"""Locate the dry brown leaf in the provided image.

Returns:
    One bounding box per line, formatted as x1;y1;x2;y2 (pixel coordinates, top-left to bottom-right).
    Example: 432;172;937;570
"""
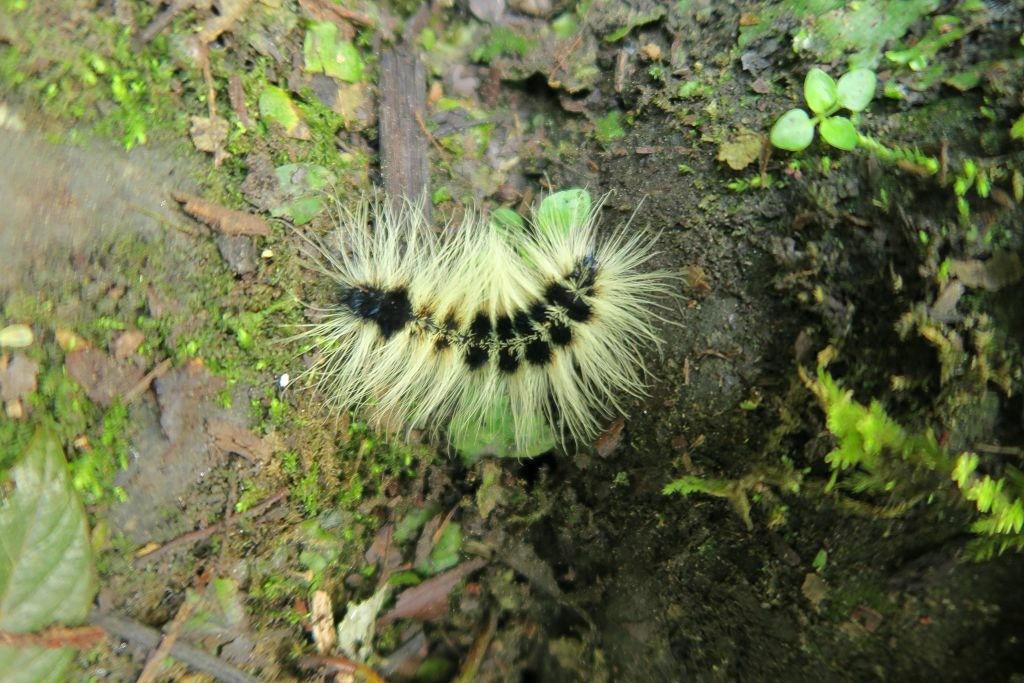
594;417;625;458
65;346;145;408
717;131;763;171
228;75;252;128
189;115;230;166
364;524;403;572
111;329;145;359
0;353;39;403
378;559;486;626
207;419;279;463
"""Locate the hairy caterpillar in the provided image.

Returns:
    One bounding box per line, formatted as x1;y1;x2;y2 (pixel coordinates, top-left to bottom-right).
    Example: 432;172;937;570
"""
299;190;674;456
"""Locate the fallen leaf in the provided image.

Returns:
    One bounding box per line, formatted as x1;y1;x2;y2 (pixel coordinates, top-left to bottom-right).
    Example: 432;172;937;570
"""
337;583;390;661
65;347;145;408
55;329;88;352
189;115;230;166
717;131;764;171
227;75;253;128
378;559;486;627
0;353;39;404
801;572;829;609
594;417;625;458
258;85;312;140
206;419;279;463
364;524;403;572
111;329;145;360
196;0;251;45
475;461;508;519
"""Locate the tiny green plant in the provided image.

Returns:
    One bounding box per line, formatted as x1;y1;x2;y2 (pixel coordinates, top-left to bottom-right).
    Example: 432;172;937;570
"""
770;68;877;152
809;366;1024;560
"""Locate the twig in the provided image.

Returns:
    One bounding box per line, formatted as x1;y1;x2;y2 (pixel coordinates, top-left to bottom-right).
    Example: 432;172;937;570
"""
452;609;498;683
89;610;260;683
297;654;388;683
135;591;199;683
135;487;288;564
0;624;106;650
123;358;172;404
137;0;191;45
414;110;451;167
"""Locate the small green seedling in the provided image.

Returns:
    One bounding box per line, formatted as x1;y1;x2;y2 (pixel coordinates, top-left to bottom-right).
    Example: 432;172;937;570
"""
770;68;877;152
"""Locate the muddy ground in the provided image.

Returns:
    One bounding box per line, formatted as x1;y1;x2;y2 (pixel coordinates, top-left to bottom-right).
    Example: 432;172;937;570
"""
1;1;1024;682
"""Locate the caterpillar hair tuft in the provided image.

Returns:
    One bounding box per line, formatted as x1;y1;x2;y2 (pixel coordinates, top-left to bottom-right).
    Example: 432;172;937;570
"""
297;190;675;455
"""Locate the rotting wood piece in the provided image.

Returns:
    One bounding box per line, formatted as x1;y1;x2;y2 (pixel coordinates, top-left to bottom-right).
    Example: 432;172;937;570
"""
379;46;430;220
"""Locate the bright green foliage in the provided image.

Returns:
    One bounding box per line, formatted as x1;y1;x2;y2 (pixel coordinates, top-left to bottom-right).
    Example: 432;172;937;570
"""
593;110;626;145
68;400;130;506
737;0;940;70
451;392;556;462
534;188;592;237
770;67;943;176
303;21;365;83
270;163;337;225
770;68;876;152
663;468;801;531
259;85;305;137
470;26;534;63
417;522;462;575
885;15;965;71
855;134;939;175
812;369;1024;559
0;426;96;682
952;453;1024;559
662;475;731;497
1011;114;1024;140
820;372;907;475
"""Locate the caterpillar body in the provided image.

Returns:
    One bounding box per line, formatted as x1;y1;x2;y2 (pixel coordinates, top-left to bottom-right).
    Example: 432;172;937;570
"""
301;191;674;455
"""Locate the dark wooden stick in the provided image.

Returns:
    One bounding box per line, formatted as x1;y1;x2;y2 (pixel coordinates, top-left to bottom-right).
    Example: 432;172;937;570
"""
89;610;261;683
379;46;430;220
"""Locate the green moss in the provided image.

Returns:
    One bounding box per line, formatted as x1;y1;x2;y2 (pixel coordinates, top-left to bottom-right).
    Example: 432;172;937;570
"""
810;367;1024;559
0;6;186;149
470;26;535;63
593;110;626;145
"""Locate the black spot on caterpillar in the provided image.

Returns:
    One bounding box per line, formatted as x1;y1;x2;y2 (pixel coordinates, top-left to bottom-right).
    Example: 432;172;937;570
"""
297;193;675;453
341;284;413;339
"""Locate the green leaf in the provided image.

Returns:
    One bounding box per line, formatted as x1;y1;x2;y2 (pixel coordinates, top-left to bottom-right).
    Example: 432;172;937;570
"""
804;68;838;114
258;86;309;140
534;189;593;238
419;522;462;574
662;475;730;497
0;426;96;683
303;21;364;83
1011;114;1024;140
819;116;858;150
769;109;815;151
270;163;337;225
489;207;525;235
836;68;876;112
450;393;556;462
